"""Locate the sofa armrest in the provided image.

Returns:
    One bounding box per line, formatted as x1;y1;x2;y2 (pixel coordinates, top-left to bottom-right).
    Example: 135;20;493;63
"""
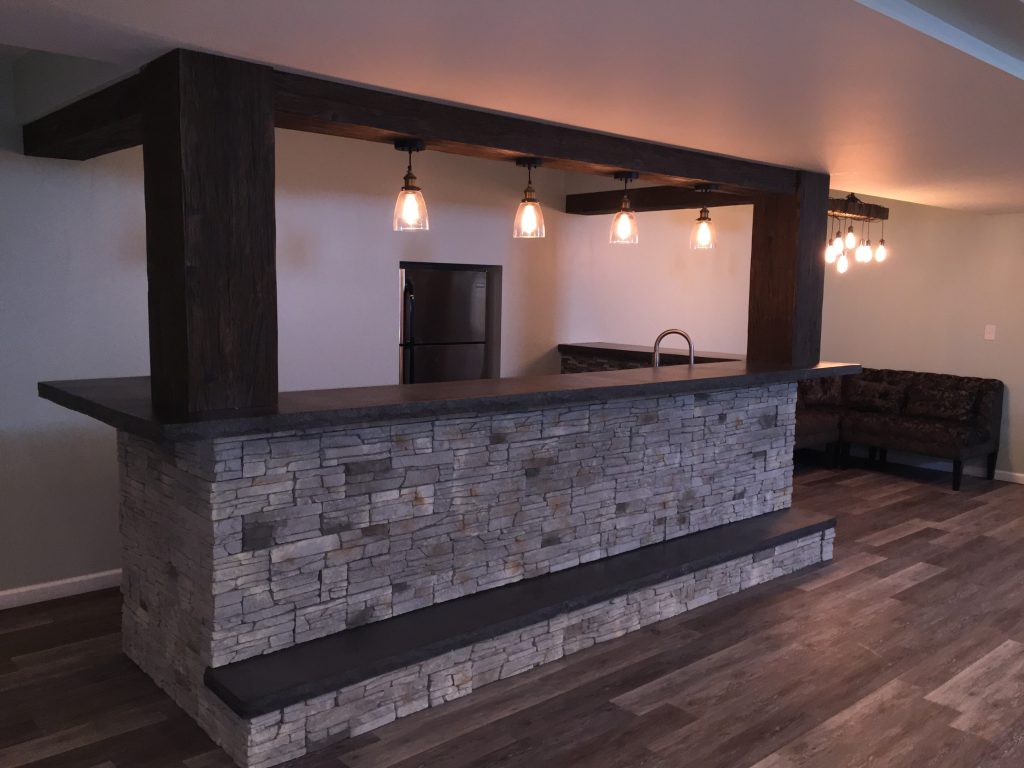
975;380;1005;448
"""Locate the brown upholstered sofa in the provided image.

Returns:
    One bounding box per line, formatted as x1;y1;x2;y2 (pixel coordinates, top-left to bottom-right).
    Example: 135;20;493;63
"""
796;368;1004;490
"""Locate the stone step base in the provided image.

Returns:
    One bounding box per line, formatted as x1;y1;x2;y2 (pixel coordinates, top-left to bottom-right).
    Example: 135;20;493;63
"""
201;524;834;768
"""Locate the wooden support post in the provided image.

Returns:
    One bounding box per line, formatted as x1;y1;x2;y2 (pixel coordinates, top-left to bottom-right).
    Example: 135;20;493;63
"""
746;171;829;368
142;50;278;417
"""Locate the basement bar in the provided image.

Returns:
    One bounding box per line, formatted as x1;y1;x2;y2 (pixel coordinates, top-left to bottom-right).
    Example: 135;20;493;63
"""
29;47;858;768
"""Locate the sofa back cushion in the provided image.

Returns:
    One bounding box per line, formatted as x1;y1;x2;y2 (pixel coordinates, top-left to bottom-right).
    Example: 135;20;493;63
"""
905;375;979;423
798;376;843;407
905;386;976;422
844;377;907;414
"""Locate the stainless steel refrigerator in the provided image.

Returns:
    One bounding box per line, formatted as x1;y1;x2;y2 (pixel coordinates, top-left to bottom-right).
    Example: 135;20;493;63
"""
399;263;501;384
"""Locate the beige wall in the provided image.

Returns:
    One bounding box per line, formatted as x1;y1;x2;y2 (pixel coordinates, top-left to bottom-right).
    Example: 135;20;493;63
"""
554;204;752;354
821;193;1024;478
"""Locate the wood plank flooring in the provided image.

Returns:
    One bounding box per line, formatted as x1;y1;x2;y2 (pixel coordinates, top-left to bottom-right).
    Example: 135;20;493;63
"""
2;461;1024;768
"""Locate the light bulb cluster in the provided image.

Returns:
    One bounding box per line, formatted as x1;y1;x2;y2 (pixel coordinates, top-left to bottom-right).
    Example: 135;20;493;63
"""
824;214;889;274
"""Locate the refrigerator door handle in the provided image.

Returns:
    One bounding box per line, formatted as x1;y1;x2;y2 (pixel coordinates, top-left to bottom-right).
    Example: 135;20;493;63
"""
400;279;416;383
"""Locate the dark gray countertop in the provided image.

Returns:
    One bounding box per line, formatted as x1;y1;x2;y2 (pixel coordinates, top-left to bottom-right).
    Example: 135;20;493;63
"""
39;360;860;442
557;342;744;365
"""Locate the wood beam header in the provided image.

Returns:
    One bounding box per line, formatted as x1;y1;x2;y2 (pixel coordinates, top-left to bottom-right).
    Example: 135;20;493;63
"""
22;73;144;160
22;50;803;195
564;185;755;215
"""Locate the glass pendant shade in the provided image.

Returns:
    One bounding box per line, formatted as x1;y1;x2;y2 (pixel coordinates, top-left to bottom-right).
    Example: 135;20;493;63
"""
855;241;870;263
837;252;850;274
512;161;545;239
690;208;716;250
609;171;640;244
844;226;857;250
393;187;429;231
393;140;429;231
874;239;888;262
513;199;545;238
610;206;639;244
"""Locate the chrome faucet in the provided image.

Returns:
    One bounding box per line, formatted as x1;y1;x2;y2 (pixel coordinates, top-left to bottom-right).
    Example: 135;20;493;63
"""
652;329;695;367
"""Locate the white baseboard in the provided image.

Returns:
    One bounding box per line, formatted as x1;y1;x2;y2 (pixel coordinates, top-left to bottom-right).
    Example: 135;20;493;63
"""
967;467;1024;485
0;568;121;611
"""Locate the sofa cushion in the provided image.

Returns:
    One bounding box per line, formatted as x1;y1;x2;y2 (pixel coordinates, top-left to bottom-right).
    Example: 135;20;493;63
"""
844;412;988;459
858;368;916;389
844;378;906;415
904;383;977;423
798;376;843;407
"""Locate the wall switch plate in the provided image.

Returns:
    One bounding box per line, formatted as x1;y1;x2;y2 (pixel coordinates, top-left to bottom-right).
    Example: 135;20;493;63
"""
984;324;997;341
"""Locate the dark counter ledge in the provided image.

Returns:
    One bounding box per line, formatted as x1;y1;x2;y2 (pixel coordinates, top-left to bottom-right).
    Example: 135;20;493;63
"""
206;505;835;718
558;342;743;366
38;360;861;442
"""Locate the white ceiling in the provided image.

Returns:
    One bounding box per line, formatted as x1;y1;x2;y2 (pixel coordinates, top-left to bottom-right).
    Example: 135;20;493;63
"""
0;0;1022;212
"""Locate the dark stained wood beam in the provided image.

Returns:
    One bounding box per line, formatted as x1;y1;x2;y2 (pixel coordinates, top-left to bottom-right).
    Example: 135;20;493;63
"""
745;171;829;368
272;71;800;194
564;185;754;215
142;50;278;418
22;72;144;160
22;55;803;197
828;195;889;221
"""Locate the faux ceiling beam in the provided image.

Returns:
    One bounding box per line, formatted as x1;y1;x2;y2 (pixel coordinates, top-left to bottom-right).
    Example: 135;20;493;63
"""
272;72;799;194
19;53;803;196
22;72;144;160
564;186;755;215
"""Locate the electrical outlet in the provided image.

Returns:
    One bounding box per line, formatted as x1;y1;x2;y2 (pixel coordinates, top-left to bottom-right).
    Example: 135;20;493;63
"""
984;324;997;341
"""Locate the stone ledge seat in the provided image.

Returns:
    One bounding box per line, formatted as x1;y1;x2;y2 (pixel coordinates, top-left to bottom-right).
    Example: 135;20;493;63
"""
206;506;834;719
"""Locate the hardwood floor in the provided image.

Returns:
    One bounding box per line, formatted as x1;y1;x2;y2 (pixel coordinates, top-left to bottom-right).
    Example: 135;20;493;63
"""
3;462;1024;767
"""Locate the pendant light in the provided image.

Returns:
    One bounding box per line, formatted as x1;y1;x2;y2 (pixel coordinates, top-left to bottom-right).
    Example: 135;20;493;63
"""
837;252;850;274
393;139;429;231
824;215;839;264
830;218;844;262
824;241;837;265
854;221;870;262
844;224;857;251
512;158;545;238
689;184;717;250
875;220;888;262
609;171;639;244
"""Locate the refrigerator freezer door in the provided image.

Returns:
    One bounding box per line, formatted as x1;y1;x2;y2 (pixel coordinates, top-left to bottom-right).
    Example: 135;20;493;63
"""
403;268;487;344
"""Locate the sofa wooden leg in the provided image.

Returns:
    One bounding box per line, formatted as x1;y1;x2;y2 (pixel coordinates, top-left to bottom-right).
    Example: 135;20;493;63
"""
952;459;963;491
828;442;841;469
840;442;851;469
987;452;998;481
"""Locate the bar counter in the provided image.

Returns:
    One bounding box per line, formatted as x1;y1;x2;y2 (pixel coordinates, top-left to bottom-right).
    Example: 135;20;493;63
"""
39;360;859;441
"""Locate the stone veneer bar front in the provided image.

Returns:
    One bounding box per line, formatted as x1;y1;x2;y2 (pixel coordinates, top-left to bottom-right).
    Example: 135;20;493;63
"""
39;360;858;767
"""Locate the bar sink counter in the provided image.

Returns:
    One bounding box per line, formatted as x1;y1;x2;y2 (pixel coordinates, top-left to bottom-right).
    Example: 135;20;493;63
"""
39;360;858;767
